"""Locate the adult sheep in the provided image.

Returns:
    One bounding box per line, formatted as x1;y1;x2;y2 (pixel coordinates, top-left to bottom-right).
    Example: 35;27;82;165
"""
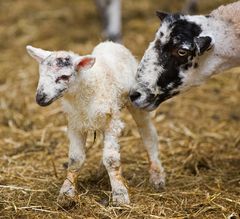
130;1;240;111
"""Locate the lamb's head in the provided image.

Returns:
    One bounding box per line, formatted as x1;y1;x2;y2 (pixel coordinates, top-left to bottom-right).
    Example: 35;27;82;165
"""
130;12;214;111
26;46;95;106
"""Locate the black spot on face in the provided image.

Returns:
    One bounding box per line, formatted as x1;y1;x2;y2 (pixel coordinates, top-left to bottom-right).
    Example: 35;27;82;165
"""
194;63;198;68
56;57;72;67
152;16;202;99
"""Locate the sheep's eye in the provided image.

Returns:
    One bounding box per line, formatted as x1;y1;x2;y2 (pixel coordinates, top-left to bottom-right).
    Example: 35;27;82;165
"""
177;49;188;57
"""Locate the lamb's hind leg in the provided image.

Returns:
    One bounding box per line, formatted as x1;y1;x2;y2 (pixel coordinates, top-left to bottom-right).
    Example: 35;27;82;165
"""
128;105;165;190
58;129;87;208
103;119;129;206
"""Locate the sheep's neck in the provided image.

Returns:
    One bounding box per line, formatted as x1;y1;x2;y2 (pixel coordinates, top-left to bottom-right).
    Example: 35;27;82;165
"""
210;2;240;62
198;17;240;77
211;1;240;36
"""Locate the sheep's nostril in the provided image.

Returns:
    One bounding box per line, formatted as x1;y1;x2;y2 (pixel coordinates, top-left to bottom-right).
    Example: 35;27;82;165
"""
129;91;141;102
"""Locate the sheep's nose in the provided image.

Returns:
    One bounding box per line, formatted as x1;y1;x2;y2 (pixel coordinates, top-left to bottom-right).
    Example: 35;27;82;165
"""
36;92;47;105
129;90;141;102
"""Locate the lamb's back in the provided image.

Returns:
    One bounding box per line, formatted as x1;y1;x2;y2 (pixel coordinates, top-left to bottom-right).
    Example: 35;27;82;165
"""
92;42;138;92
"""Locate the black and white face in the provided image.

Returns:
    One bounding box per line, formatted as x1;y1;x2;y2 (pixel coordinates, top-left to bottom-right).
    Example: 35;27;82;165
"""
130;12;214;111
26;46;95;106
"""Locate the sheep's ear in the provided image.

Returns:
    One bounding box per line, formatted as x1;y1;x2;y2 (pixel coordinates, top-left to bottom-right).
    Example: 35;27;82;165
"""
194;36;213;55
26;45;52;63
156;11;169;21
74;56;96;72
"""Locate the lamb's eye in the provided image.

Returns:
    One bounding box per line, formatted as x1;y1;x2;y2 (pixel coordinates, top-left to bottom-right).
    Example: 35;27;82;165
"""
55;75;70;83
177;49;188;57
60;75;70;80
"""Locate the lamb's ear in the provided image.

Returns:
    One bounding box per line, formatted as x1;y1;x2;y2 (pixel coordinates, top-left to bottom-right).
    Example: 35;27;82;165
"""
156;11;169;21
194;36;213;55
26;45;52;63
74;56;96;72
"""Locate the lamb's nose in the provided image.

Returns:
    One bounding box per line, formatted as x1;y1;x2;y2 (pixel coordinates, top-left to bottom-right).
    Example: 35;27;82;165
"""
129;90;141;102
36;92;47;105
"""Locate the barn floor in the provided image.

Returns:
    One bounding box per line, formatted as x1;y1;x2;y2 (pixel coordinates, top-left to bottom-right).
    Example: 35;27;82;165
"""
0;0;239;218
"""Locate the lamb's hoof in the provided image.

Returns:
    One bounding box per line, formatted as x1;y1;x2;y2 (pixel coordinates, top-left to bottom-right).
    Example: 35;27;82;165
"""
57;179;77;210
112;188;130;206
57;194;76;210
149;169;166;190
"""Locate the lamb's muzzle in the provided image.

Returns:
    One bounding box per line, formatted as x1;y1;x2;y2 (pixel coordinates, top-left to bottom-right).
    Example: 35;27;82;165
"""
35;92;48;106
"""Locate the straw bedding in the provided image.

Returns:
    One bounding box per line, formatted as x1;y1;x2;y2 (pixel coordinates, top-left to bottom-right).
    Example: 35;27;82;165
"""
0;0;239;218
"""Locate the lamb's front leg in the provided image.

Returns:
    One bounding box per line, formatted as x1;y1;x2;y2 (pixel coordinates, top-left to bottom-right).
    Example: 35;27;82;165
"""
128;105;165;190
103;120;130;206
58;129;87;208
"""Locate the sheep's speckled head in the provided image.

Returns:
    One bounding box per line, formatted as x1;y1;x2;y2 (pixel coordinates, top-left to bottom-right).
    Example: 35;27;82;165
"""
130;12;214;111
26;46;95;106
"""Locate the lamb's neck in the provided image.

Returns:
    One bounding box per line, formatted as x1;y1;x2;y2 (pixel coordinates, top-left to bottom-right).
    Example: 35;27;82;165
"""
63;71;97;109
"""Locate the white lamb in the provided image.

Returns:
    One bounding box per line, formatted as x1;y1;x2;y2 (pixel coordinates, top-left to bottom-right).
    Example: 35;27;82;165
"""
26;42;165;207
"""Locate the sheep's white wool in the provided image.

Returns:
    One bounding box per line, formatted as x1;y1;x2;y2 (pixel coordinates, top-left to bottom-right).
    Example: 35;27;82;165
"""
185;12;240;77
211;1;240;35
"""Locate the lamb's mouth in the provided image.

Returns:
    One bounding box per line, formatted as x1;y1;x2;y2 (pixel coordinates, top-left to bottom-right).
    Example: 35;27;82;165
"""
37;96;59;107
36;89;67;107
37;100;53;107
